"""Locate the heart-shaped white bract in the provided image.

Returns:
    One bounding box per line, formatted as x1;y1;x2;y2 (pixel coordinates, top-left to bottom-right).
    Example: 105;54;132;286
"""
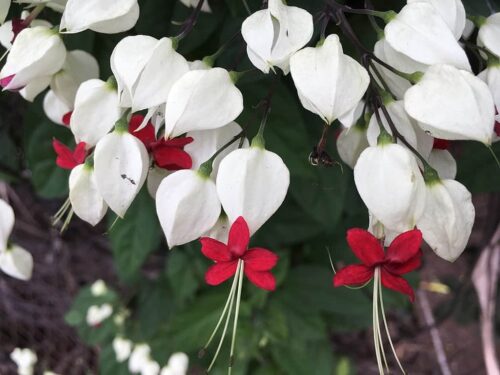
43;90;71;125
0;244;34;280
427;149;457;180
86;304;113;326
407;0;466;40
61;0;139;34
478;13;500;58
69;164;108;226
216;146;290;235
417;179;474;262
367;100;433;158
94;130;149;218
354;143;426;233
111;36;189;112
385;2;471;71
113;337;133;363
19;76;52;102
185;122;248;177
164;353;189;374
163;68;244;138
51;50;100;107
241;0;313;74
336;126;369;169
290;34;369;124
404;64;495;144
71;79;122;146
0;26;67;90
156;170;221;248
0;198;14;251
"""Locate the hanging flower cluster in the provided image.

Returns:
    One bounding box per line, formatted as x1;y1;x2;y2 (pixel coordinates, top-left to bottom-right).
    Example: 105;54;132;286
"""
1;0;499;373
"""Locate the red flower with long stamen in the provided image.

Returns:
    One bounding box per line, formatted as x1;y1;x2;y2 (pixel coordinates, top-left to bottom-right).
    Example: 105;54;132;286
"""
128;114;193;170
333;228;423;302
200;216;279;291
52;139;87;170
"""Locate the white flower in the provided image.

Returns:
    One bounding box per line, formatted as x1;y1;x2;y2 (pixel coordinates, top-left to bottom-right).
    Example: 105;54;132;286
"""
86;304;113;326
19;76;52;102
146;166;171;199
70;79;122;147
129;344;153;374
478;13;500;57
111;36;189;111
61;0;139;34
156;170;221;248
336;125;369;169
0;244;34;280
384;2;471;71
0;26;66;90
184;122;247;176
163;68;243;138
113;337;133;363
0;198;14;251
216;145;290;235
404;64;495;144
166;352;189;374
241;0;313;74
180;0;211;13
427;149;457;180
290;34;369;124
94;128;149;218
43;90;71;125
10;348;37;375
69;164;108;226
478;64;500;112
354;142;426;232
90;279;108;296
407;0;466;40
0;0;10;24
417;179;474;262
0;12;52;49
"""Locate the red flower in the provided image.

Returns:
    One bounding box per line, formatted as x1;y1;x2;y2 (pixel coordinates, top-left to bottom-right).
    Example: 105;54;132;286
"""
128;114;193;170
62;111;72;127
433;138;450;150
52;139;87;170
333;228;423;302
200;217;279;291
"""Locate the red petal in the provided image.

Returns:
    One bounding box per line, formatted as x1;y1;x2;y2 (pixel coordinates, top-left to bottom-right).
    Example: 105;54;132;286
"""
205;261;238;286
200;237;232;262
153;147;192;170
380;269;415;302
495;121;500;137
243;248;278;271
157;137;194;148
0;74;15;88
228;217;250;258
244;268;276;291
385;249;422;275
62;111;72;126
386;229;422;264
73;142;87;164
53;139;77;170
129;114;156;148
346;228;385;266
433;138;450;150
333;264;374;287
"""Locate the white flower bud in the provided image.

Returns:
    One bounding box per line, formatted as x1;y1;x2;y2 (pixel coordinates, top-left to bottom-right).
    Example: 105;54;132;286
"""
164;68;243;138
417;179;474;261
167;352;189;373
71;79;122;146
156;170;221;248
43;90;71;126
241;0;313;74
404;64;495;144
69;164;108;226
90;279;108;296
478;13;500;57
129;344;152;374
336;126;369;169
61;0;139;34
94;130;149;218
10;348;37;375
385;2;471;71
427;149;457;180
290;34;369;124
216;145;290;235
354;143;426;232
86;304;113;326
112;337;133;363
0;26;66;90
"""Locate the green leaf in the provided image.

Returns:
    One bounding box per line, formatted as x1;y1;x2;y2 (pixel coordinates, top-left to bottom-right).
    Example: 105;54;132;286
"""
108;188;162;283
99;343;130;375
456;142;500;193
166;244;203;305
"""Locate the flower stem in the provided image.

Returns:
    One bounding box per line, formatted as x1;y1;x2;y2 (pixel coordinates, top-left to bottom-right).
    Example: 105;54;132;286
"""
172;0;206;45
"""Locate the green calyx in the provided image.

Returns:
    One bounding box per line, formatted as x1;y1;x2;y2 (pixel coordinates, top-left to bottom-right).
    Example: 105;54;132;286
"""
381;10;397;24
198;160;213;179
251;133;265;149
423;165;441;185
468;15;487;28
106;75;118;91
377;127;394;146
380;90;394;106
114;118;129;134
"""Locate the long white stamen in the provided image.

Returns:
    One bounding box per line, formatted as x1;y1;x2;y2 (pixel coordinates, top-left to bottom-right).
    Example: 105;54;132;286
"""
228;260;244;375
373;268;385;375
375;269;389;372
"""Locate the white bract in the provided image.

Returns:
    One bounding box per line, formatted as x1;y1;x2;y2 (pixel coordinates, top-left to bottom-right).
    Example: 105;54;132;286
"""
94;129;149;217
428;149;457;180
336;125;369;169
0;26;66;90
111;36;189;111
43;90;71;125
147;166;171;199
90;279;108;296
354;142;426;232
407;0;465;39
0;198;14;251
216;145;290;235
290;34;369;124
129;344;159;375
0;13;52;49
17;0;67;13
86;304;113;326
404;64;495;144
241;0;313;74
184;122;247;176
160;352;189;375
11;348;37;375
0;0;9;24
19;76;52;102
478;64;500;112
69;164;108;226
163;68;243;138
156;170;221;248
417;179;474;262
71;79;122;146
385;2;471;71
113;337;133;363
61;0;139;34
478;13;500;57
